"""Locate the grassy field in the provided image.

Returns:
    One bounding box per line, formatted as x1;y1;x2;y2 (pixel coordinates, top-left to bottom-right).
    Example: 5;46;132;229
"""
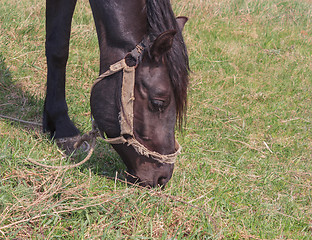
0;0;311;239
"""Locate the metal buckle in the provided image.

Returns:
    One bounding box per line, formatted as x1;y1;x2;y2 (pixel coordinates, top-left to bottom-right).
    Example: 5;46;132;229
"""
125;52;139;68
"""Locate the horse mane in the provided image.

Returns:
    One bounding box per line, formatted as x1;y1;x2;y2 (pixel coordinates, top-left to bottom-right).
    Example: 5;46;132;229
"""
146;0;189;128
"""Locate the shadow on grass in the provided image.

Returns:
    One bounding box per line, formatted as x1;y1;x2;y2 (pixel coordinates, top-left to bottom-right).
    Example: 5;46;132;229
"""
0;52;125;179
0;53;43;130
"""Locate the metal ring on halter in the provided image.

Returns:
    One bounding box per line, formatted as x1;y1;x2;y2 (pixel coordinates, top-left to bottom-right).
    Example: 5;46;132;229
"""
124;52;139;68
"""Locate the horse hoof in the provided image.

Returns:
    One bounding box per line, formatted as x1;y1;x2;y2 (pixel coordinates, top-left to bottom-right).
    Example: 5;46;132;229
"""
56;135;90;156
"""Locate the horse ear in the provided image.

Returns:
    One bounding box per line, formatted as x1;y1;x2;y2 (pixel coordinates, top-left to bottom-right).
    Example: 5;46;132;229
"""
150;30;176;62
176;16;188;31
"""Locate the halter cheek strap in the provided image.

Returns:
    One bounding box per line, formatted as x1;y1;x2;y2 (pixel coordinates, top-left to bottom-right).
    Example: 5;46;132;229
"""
91;44;181;165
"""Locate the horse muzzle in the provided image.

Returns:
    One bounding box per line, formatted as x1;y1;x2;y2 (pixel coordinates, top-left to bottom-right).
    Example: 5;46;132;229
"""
112;144;174;188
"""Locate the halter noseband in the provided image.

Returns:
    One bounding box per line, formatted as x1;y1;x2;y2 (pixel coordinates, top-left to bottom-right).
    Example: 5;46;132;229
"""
91;40;181;164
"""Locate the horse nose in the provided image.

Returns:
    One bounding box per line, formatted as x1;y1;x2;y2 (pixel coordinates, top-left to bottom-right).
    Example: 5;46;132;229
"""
139;176;170;188
157;176;169;188
155;165;174;188
125;161;174;188
125;172;171;188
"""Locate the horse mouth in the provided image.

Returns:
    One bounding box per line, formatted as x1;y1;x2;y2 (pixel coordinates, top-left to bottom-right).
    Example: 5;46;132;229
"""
125;170;169;188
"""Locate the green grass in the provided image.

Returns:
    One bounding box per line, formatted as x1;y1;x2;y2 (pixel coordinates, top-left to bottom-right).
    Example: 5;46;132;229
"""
1;0;311;239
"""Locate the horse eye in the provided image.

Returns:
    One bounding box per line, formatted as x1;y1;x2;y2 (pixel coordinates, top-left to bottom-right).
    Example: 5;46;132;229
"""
150;99;166;112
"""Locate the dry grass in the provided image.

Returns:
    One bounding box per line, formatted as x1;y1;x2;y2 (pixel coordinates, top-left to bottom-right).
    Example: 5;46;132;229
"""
1;163;215;238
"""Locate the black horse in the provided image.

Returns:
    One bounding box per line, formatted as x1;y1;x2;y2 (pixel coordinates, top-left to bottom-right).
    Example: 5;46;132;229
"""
43;0;189;187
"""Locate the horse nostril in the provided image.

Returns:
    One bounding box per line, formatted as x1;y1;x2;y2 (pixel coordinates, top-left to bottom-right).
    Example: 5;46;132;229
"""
157;176;168;187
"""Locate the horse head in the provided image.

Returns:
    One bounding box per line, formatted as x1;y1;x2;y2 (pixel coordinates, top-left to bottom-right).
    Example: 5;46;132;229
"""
91;17;188;187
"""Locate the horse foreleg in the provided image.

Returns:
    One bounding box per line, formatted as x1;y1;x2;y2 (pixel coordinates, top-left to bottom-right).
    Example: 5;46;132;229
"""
43;0;79;139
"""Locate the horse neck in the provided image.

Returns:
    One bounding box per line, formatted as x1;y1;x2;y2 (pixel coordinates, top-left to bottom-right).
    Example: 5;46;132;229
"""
90;0;147;72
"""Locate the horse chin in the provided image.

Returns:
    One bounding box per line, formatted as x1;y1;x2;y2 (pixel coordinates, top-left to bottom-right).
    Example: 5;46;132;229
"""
111;144;174;188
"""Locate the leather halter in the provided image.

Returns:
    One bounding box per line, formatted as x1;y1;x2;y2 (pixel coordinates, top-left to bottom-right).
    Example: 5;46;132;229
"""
91;40;181;164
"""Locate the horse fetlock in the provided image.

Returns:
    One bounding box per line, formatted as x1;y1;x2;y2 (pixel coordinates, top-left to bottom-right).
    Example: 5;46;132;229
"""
43;110;80;139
